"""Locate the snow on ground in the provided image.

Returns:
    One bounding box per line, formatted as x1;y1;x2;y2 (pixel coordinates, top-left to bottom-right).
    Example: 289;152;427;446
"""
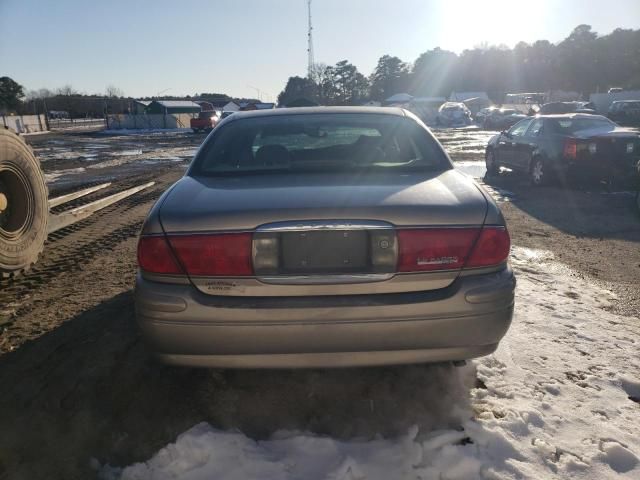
100;247;639;480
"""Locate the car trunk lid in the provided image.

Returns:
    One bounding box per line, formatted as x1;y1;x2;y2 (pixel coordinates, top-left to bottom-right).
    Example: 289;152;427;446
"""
156;170;493;296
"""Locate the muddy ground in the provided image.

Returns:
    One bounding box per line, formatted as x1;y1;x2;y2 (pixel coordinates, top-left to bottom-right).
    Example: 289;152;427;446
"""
0;128;638;479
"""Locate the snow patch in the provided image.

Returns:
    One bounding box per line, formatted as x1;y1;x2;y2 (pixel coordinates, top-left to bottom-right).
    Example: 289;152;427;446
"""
103;247;640;479
111;149;143;156
44;167;86;182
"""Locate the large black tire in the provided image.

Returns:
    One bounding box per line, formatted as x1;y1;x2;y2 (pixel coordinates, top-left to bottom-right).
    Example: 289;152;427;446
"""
0;127;48;277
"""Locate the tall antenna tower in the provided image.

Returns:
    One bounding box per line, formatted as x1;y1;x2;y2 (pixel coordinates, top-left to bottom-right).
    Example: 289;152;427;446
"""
307;0;314;78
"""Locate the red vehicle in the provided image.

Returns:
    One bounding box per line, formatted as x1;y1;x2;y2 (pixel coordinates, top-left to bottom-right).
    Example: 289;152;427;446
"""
190;111;220;133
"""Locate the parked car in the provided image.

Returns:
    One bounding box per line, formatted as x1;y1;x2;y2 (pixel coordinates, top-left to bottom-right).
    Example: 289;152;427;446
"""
475;106;499;123
190;110;220;133
435;102;472;127
136;107;515;368
485;114;640;186
607;100;640;127
538;101;596;115
482;108;528;130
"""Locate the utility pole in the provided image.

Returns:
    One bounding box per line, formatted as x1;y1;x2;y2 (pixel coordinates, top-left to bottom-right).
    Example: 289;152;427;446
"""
307;0;314;79
247;85;263;101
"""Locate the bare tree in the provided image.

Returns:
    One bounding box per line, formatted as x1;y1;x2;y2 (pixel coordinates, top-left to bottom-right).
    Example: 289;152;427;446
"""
57;85;78;96
25;88;54;100
105;85;124;98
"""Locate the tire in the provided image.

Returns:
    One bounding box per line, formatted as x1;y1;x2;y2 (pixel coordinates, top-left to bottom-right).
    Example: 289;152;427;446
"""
529;157;546;186
485;150;499;177
192;128;199;133
0;127;48;277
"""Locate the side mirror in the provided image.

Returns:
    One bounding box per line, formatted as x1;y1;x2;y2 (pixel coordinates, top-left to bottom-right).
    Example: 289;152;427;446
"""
502;130;511;138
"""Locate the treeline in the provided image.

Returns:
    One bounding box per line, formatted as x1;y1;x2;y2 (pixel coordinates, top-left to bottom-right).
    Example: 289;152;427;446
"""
278;25;640;106
10;88;260;118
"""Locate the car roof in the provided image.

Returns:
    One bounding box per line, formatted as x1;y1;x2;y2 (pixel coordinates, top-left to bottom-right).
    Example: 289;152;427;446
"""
226;106;406;121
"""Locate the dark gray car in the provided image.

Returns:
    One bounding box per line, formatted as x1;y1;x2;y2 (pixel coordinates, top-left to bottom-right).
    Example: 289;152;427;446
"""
135;107;515;368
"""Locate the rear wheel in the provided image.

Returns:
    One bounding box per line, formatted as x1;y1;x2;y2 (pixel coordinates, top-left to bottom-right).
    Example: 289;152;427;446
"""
0;128;48;277
485;150;499;177
529;157;546;186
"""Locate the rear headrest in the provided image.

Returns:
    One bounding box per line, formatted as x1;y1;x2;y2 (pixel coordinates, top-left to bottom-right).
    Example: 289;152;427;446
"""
254;144;291;167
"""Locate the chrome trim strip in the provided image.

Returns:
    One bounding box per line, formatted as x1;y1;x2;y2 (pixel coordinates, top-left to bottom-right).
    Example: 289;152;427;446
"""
256;220;394;232
257;273;394;285
141;224;505;237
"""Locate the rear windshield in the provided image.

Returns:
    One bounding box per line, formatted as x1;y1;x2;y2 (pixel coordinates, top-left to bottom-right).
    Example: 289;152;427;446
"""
193;113;449;175
547;117;615;134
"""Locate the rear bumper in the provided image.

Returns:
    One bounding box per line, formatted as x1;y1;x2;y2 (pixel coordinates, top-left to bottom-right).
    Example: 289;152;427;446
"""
135;266;515;368
565;155;640;179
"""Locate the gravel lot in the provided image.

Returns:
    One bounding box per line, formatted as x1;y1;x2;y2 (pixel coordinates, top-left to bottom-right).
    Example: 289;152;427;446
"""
0;127;638;479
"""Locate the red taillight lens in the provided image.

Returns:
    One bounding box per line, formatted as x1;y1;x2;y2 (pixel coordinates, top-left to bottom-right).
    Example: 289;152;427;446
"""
397;228;480;272
167;233;253;276
563;138;577;159
465;227;510;268
137;236;184;275
397;227;510;272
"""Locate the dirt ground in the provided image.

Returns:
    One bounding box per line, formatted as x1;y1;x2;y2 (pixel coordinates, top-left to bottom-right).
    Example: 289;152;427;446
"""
0;128;638;479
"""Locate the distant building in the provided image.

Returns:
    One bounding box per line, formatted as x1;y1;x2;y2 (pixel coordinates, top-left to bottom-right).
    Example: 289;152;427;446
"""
146;100;201;114
223;101;240;112
133;100;151;115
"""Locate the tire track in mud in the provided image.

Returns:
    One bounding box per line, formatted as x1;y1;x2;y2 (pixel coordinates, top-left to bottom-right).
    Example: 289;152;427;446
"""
0;170;181;340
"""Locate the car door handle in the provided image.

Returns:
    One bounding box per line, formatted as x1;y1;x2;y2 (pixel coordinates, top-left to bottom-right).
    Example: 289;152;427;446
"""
499;142;506;145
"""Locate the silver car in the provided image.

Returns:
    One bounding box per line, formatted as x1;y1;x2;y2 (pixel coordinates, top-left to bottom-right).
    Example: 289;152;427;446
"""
135;107;515;368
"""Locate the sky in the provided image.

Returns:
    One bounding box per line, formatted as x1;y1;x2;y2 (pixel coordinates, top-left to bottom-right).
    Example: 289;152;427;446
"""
1;0;639;100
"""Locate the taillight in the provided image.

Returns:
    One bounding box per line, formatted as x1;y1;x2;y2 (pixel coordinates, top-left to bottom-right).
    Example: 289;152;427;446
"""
397;227;510;272
137;236;184;275
397;228;480;272
465;227;510;268
563;138;577;160
167;233;253;276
